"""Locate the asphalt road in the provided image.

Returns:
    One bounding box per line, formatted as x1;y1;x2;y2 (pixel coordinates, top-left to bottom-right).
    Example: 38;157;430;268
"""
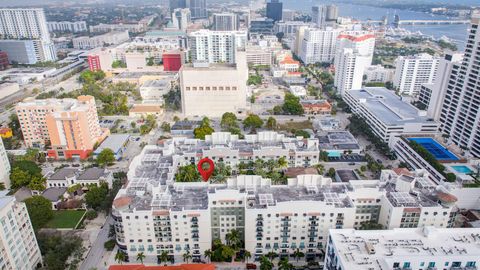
80;216;113;270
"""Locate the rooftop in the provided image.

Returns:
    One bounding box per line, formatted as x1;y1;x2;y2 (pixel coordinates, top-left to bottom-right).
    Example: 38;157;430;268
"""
347;87;436;125
329;227;480;270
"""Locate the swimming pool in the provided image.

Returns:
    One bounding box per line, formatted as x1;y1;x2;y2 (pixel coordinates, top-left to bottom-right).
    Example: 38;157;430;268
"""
451;165;473;174
408;138;459;161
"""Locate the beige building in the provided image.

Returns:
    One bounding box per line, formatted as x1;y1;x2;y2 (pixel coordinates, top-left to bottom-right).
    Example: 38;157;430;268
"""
180;50;248;117
0;191;42;269
15;96;109;159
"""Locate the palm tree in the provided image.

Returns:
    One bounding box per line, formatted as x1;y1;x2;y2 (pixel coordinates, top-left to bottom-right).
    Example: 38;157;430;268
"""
278;258;293;270
183;250;192;263
136;252;146;264
158;250;169;266
244;250;252;263
266;251;277;263
115;250;125;264
204;249;212;263
292;249;305;262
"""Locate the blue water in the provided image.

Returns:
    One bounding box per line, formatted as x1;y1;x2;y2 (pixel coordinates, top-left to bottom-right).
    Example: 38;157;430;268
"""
282;0;469;50
408;137;459;161
451;165;473;174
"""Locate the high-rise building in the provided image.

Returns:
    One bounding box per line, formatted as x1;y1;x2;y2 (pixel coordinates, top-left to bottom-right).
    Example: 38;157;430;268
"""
334;31;375;95
172;8;191;31
15;96;109;159
0;138;10;189
212;13;239;31
180;51;247;117
439;14;480;157
0;191;42;269
0;8;56;64
188;30;247;64
169;0;207;19
299;27;341;64
393;53;440;96
266;0;283;22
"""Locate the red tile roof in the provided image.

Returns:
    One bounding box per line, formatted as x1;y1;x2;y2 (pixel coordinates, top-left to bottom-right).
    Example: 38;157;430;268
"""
109;264;215;270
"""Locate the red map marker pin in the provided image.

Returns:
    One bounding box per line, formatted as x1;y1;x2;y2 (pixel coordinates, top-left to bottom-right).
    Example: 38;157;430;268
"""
197;158;215;182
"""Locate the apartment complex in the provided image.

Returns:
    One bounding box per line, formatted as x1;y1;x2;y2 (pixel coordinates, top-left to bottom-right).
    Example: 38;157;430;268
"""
73;31;130;49
299;28;341;64
180;51;247;117
437;15;480;157
212;13;239;31
393;53;440;96
47;21;87;33
112;136;459;264
0;191;42;269
0;138;10;189
15;96;109;159
344;87;439;142
172;8;191;31
188;30;247;64
334;32;375;95
325;227;480;270
0;8;56;64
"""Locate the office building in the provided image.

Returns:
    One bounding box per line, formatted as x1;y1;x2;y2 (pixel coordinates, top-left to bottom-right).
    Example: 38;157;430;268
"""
169;0;207;19
0;138;10;189
423;52;463;120
188;30;247;64
325;227;480;270
0;191;42;269
249;18;275;35
0;8;56;63
180;51;247;117
212;13;239;31
438;14;480;157
299;28;341;64
363;65;394;83
266;0;283;22
393;53;440;96
334;31;375;95
47;21;87;33
73;31;130;49
344;87;439;142
172;8;191;31
15;96;109;159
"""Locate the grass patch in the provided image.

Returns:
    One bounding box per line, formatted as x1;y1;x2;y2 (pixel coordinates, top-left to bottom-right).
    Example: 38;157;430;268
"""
45;210;86;229
277;120;313;131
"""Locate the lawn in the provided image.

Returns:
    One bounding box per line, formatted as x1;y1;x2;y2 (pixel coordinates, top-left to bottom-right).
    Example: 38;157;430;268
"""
45;210;86;229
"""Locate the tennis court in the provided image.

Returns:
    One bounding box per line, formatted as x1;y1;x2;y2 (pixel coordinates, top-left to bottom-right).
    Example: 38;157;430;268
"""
408;138;459;161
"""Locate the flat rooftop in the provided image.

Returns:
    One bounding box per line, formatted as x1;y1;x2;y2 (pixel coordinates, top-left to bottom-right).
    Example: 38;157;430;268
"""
329;227;480;270
347;87;436;126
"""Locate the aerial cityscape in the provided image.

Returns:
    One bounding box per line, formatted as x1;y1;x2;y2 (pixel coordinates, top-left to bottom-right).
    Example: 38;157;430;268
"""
0;0;479;270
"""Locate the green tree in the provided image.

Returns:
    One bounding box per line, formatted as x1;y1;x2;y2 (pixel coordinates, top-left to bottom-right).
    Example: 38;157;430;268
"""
85;183;109;210
96;148;115;167
24;196;53;230
243;114;263;132
282;93;304;115
265;117;277;130
221;112;238;130
137;252;146;264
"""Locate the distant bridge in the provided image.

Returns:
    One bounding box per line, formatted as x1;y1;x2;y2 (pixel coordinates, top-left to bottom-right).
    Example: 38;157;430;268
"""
396;20;469;25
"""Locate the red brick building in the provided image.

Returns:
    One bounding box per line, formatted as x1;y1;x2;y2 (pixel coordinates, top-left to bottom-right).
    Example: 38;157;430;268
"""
0;51;9;70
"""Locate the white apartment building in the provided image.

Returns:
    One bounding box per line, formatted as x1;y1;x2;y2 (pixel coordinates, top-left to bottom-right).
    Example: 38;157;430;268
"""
180;51;247;117
73;31;130;49
363;64;394;83
0;191;42;270
246;45;272;66
423;52;463;120
172;8;191;31
47;21;87;33
344;87;439;142
112;136;459;264
212;13;239;31
393;53;440;96
188;30;247;64
0;138;10;189
325;227;480;270
0;8;56;63
299;28;341;64
334;31;375;95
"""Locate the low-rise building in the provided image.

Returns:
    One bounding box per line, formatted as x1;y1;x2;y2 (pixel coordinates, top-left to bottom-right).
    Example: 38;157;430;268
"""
344;87;439;142
325;227;480;270
301;100;332;115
